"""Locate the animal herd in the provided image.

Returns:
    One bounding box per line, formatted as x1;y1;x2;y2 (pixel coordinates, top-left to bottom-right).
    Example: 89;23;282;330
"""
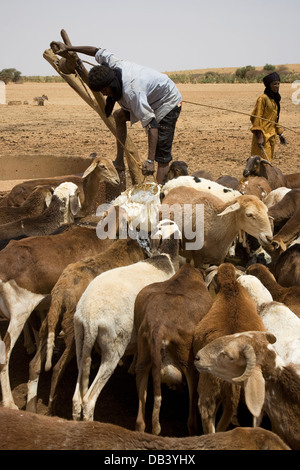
0;154;299;451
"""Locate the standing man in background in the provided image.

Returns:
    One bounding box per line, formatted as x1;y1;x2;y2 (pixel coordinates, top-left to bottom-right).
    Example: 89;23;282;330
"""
250;71;286;162
51;42;182;184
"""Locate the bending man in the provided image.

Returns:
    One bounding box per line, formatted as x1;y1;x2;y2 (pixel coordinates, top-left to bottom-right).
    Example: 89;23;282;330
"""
52;42;182;184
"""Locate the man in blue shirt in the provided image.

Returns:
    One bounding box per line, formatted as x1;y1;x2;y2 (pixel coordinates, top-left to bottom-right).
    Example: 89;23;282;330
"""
52;42;182;184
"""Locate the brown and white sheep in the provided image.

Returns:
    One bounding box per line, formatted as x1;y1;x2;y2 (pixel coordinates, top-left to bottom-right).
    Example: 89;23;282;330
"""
0;224;115;409
26;238;147;414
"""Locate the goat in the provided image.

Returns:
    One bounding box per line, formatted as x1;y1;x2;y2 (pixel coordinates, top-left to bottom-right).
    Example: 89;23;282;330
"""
216;175;240;189
161;187;273;268
26;238;147;414
160;175;242;202
272;242;300;287
267;189;300;249
263;187;291;208
134;263;213;436
238;176;271;200
237;274;300;374
33;94;48;106
163;160;189;182
72;220;181;422
0;224;115;409
242;155;287;190
194;330;300;449
0;185;53;225
192;263;266;433
0;408;290;450
0;182;81;241
0;156;120;214
247;263;300;317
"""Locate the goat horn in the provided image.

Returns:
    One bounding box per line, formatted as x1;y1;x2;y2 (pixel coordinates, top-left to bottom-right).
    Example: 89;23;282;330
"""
232;343;257;383
261;159;273;167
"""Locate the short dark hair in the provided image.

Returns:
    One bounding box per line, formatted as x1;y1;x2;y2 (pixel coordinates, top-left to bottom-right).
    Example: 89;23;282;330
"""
88;65;115;91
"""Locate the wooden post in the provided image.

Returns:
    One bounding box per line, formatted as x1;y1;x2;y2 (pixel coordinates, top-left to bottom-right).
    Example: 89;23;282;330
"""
43;29;143;186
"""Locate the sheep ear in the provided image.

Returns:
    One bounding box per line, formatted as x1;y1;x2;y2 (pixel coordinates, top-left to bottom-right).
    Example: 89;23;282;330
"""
217;202;240;217
82;160;97;178
0;340;6;365
243;366;265;418
69;194;81;216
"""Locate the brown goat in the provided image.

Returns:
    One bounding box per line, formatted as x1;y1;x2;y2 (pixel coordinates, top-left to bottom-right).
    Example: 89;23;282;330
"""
242;155;287;189
0;185;53;225
0;408;290;450
0;156;120;216
0;224;114;409
193;263;266;433
268;189;300;248
272;243;300;287
246;263;300;317
26;238;146;414
134;263;213;436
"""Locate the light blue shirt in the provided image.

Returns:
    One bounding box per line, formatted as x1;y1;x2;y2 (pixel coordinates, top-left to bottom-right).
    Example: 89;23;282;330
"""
95;49;182;127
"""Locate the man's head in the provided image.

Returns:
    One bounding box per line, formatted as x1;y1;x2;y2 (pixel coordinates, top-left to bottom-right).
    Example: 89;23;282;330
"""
263;72;281;93
88;65;115;96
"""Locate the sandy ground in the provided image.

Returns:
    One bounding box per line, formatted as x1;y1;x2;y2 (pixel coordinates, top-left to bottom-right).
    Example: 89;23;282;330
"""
0;81;299;439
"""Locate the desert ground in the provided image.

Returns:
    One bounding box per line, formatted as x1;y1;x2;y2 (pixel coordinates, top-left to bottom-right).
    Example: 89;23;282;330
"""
0;80;299;438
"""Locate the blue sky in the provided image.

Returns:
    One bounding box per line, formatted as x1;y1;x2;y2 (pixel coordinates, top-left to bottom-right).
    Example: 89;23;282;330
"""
0;0;299;76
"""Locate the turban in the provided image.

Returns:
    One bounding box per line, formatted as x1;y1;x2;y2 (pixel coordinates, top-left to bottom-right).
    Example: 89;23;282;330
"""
263;72;281;86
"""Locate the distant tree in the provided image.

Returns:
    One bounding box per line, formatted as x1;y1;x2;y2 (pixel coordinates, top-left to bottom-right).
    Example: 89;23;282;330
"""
264;64;276;71
235;65;255;80
0;68;22;84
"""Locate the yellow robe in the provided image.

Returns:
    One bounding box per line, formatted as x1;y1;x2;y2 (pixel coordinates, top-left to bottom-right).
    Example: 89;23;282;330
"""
250;94;283;162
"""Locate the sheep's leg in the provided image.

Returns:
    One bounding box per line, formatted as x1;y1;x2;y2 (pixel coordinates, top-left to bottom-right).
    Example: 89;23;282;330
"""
216;383;241;432
151;361;163;435
135;364;151;432
26;319;48;413
0;282;45;409
81;338;129;421
48;338;75;415
197;373;221;434
183;368;199;436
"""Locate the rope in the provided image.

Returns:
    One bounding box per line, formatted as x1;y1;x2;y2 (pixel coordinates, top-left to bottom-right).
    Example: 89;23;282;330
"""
182;99;298;134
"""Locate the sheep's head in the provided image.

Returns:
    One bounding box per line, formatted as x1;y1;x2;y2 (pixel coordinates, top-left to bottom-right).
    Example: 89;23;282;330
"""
243;155;272;178
194;331;276;418
218;195;273;246
53;182;81;223
82;157;120;186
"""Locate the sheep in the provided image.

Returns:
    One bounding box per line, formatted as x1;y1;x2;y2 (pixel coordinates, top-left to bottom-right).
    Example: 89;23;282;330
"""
134;263;213;436
161;187;273;268
237;176;272;200
72;220;181;422
242;155;288;189
192;263;266;433
0;156;120;214
263;187;291;208
0;224;115;409
237;274;300;374
272;242;300;287
284;172;300;189
247;263;300;317
160;175;242;202
0;185;53;225
163;160;189;182
26;238;147;414
267;189;300;249
0;408;290;450
0;182;81;241
194;330;300;449
215;175;240;189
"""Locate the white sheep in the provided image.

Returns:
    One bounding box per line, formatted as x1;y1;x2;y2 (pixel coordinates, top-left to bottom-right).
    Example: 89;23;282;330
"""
72;220;182;421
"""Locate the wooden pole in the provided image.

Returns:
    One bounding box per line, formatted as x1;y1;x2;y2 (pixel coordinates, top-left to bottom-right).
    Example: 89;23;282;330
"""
43;29;143;185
